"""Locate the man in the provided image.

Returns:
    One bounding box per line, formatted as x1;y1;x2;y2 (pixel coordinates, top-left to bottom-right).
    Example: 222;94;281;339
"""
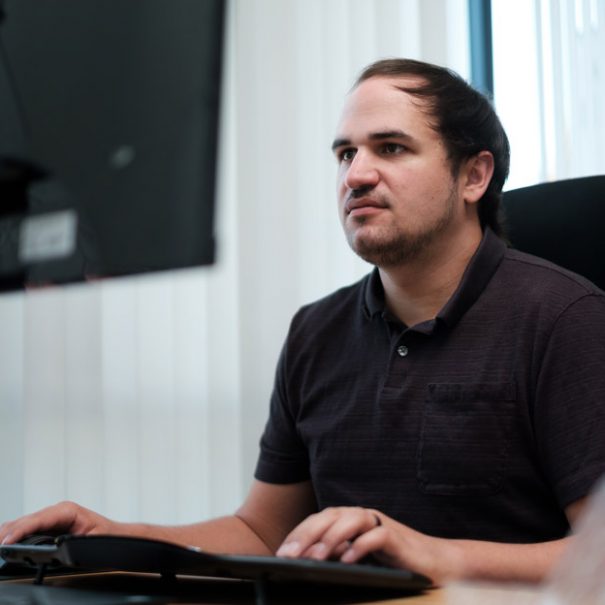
2;59;604;585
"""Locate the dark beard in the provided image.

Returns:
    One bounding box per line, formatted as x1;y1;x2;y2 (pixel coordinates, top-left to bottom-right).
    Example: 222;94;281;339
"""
352;228;437;266
346;191;456;268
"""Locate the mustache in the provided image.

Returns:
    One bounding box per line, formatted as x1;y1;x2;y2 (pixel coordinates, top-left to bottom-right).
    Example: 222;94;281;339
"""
348;186;375;200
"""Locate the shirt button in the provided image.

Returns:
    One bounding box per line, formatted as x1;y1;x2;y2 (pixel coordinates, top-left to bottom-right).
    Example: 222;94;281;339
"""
396;345;409;357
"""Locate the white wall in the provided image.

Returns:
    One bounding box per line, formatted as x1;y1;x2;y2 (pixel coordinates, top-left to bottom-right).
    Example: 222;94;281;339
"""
0;0;470;525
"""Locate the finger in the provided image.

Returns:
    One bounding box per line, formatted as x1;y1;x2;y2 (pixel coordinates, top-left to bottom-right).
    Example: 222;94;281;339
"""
341;525;445;585
1;517;50;545
340;525;391;564
300;508;381;560
278;507;381;561
0;516;50;545
276;508;342;558
0;502;78;544
331;540;352;559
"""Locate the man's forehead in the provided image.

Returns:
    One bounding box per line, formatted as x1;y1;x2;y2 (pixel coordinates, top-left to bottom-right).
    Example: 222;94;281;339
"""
334;76;434;142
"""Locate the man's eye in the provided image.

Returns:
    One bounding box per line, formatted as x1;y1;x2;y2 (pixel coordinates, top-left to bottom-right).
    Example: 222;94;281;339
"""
381;143;404;155
339;149;356;162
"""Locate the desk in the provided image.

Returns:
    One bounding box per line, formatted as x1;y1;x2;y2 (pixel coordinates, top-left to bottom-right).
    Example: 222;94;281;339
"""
1;572;545;604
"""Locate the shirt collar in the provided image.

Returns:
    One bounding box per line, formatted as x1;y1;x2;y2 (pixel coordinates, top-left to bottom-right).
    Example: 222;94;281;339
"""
363;228;507;328
364;266;387;318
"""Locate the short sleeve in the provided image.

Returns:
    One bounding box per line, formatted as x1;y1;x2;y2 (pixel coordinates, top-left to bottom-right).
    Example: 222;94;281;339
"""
254;336;310;484
535;294;605;508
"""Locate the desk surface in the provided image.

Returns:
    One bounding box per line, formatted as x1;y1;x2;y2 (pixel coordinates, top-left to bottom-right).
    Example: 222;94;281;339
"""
1;572;545;605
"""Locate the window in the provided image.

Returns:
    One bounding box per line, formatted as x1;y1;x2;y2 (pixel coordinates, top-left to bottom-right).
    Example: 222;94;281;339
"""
491;0;605;190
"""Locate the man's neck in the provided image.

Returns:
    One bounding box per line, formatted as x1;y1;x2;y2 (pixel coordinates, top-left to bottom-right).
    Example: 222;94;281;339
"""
379;225;483;327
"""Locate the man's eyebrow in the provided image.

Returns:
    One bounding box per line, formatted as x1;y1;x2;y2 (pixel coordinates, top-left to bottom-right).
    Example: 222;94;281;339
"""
331;137;351;151
369;130;414;142
331;130;414;151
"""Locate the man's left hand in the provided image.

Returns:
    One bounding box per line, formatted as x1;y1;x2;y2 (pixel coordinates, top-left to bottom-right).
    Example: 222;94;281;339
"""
275;506;460;584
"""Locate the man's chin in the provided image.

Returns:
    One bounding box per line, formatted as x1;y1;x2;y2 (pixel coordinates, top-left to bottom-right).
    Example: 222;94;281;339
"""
348;231;431;268
349;234;403;267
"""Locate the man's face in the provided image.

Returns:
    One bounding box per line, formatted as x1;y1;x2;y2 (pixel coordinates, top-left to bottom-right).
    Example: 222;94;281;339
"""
333;76;468;268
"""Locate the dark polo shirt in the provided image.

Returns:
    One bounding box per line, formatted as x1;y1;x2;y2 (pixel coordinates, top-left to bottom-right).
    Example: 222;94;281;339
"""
255;229;605;543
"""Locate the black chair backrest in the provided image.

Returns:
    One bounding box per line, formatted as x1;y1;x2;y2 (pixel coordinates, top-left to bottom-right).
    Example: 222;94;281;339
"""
502;175;605;290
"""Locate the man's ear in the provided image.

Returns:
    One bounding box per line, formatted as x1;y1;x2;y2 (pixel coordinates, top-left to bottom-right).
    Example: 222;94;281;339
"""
462;151;495;204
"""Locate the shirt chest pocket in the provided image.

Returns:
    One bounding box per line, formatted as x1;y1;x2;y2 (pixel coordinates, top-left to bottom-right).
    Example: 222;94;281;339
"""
417;382;517;496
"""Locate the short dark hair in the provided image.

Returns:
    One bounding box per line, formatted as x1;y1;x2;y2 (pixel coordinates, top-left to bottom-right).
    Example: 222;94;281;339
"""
355;58;510;236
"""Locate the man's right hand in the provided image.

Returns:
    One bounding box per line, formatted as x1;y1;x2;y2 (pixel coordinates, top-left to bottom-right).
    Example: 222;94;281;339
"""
0;480;317;554
0;501;118;545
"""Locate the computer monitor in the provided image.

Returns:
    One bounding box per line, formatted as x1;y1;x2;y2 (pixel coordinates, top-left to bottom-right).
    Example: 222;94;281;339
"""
0;0;225;291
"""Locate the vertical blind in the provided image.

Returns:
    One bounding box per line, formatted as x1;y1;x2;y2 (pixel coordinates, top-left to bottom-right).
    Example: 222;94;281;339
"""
492;0;605;189
1;0;472;525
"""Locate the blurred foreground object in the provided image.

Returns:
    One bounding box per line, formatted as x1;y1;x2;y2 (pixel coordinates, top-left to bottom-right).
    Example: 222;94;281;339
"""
542;477;605;604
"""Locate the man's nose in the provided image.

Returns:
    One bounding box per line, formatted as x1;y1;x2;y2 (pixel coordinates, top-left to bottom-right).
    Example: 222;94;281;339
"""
344;151;379;191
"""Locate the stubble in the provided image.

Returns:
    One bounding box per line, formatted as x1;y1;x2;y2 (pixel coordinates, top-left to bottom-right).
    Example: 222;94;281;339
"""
345;188;457;268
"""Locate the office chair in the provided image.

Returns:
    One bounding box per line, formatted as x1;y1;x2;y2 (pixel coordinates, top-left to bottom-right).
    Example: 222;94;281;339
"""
502;175;605;290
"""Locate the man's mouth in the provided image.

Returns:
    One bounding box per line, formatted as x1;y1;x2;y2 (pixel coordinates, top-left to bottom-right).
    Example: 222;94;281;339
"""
345;196;388;216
